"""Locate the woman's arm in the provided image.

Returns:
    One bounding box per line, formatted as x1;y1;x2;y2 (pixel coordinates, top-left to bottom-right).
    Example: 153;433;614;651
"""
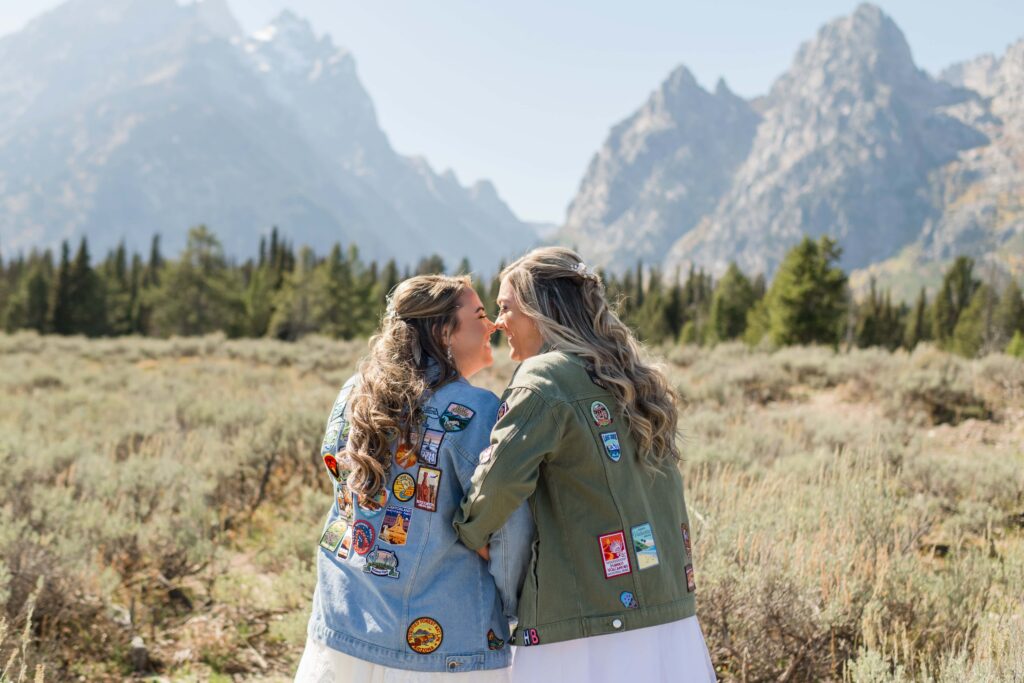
453;387;563;550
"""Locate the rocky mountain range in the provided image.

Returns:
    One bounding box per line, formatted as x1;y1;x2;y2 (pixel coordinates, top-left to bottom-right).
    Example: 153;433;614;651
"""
0;0;537;268
560;4;1023;298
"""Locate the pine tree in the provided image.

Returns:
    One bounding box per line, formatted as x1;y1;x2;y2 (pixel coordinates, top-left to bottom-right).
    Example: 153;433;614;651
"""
904;287;930;349
766;236;848;346
932;257;978;346
708;263;755;343
1007;330;1024;357
269;246;322;340
3;252;51;332
951;283;999;357
66;237;106;336
103;241;134;335
150;226;244;337
49;241;74;334
993;279;1024;345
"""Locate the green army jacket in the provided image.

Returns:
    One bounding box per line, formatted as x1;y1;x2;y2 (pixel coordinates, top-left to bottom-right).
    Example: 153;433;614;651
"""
454;350;697;647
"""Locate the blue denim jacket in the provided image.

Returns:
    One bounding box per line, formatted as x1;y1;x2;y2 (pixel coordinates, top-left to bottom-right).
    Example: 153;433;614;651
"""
306;371;533;673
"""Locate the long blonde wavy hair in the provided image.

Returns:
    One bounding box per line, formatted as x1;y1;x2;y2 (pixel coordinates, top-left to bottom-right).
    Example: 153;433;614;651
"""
344;275;471;497
501;247;680;468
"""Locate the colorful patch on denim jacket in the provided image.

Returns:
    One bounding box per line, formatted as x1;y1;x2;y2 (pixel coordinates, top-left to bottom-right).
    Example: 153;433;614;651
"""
322;453;340;480
487;628;505;650
379;505;412;546
392;473;415;502
395;442;418;469
336;527;353;560
418;429;444;466
439;402;474;432
414;466;441;512
363;545;400;578
352;519;376;556
407;617;443;654
358;488;388;516
318;519;348;552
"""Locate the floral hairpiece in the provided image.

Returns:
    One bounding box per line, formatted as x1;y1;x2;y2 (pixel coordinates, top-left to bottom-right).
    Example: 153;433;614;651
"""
572;261;600;282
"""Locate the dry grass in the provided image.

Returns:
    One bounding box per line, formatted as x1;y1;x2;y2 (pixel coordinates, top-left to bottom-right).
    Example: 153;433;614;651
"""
0;333;1021;681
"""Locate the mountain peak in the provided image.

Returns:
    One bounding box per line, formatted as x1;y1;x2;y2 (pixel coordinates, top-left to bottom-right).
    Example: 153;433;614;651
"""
187;0;241;39
664;65;700;92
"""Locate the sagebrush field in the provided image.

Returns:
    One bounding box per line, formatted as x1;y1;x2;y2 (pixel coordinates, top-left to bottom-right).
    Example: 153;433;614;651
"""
1;333;1021;682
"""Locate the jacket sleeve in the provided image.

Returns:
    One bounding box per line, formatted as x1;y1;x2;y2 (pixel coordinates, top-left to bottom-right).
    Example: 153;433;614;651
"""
487;501;534;619
453;386;564;551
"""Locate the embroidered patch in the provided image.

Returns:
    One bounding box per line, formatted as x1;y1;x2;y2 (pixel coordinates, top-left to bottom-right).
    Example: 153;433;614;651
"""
363;545;400;578
336;483;353;518
487;628;505;650
379;504;412;546
392;473;416;502
591;401;613;426
415;466;442;512
419;428;444;466
352;519;376;556
685;564;696;592
358;488;388;516
521;628;540;646
601;432;621;462
479;445;493;464
321;425;341;454
395;442;418;469
620;591;639;609
681;523;692;557
407;617;444;654
336;527;353;560
496;401;509;421
631;522;660;570
598;530;632;578
322;453;340;480
319;519;348;552
439;402;475;432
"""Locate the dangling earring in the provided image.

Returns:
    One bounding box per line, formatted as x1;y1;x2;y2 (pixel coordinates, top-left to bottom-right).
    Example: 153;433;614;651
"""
446;343;455;365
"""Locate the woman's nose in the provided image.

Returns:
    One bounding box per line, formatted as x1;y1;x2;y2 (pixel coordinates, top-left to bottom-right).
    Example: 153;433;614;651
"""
493;315;506;332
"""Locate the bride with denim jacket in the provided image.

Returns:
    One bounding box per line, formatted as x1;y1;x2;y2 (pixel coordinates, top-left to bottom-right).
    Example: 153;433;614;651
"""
296;274;532;682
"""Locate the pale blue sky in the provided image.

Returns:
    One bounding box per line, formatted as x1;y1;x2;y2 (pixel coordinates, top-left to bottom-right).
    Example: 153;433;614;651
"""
1;1;1021;223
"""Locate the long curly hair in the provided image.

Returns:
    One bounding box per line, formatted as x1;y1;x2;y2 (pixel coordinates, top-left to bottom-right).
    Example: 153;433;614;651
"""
501;247;680;469
344;275;471;497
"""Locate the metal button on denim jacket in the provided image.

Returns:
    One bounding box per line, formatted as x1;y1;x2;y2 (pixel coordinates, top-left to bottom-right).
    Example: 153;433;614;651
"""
307;372;533;673
454;350;698;647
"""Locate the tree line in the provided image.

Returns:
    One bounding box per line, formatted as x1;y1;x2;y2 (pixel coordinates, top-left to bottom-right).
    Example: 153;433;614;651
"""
1;227;1022;357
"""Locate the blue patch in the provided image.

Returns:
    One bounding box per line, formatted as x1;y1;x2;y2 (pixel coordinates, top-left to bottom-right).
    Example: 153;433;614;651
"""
620;591;639;609
601;432;621;462
440;402;475;432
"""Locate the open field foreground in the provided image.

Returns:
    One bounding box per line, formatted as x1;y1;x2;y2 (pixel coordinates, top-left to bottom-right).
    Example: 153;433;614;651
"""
0;333;1022;682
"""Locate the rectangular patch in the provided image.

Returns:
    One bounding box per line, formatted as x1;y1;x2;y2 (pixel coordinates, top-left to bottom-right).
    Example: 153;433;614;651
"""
379;505;412;546
319;519;348;552
631;522;660;570
414;466;442;512
598;530;632;578
685;564;696;592
681;523;692;558
336;527;353;560
419;428;444;466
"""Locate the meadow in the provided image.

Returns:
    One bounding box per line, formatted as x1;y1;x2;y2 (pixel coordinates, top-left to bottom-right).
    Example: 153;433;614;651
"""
0;333;1021;682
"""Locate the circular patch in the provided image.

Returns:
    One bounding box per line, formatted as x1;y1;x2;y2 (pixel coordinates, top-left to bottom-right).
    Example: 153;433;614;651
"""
496;401;509;420
352;519;376;555
392;473;416;502
407;617;443;654
358;488;388;515
590;401;613;427
322;453;340;479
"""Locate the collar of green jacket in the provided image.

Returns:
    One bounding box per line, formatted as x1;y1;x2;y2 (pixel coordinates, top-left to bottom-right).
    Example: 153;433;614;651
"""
454;350;697;646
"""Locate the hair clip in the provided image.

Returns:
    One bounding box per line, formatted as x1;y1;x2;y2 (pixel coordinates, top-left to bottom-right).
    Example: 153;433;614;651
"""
572;262;599;281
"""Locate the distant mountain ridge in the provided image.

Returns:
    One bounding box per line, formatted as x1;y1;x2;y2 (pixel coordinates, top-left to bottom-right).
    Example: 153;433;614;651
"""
559;3;1023;298
0;0;537;268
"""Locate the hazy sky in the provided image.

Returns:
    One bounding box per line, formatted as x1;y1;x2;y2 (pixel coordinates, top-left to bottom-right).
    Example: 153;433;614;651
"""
1;1;1021;223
